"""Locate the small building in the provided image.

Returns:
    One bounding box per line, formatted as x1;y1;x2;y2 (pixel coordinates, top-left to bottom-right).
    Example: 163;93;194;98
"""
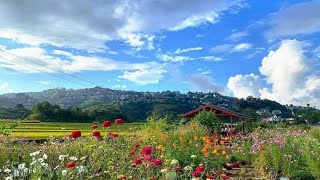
182;104;252;125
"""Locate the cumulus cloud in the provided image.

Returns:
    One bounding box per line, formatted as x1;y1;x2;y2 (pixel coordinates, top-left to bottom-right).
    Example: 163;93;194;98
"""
266;0;320;38
118;66;167;85
0;47;159;73
0;0;245;51
227;39;320;107
227;73;262;98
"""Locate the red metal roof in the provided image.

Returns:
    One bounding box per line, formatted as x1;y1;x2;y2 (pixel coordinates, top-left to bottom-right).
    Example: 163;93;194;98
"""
182;104;243;118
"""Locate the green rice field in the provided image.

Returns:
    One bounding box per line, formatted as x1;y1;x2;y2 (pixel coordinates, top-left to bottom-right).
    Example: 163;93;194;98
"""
1;121;145;139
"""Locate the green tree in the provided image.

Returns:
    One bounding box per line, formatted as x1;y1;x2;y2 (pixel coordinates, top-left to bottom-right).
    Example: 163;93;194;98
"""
192;110;222;131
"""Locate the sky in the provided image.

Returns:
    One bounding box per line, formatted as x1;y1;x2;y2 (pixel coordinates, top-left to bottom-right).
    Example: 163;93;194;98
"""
0;0;320;108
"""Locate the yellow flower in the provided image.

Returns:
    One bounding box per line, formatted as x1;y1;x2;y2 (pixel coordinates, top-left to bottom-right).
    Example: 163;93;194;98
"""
117;175;126;179
222;150;227;155
179;136;185;141
213;149;218;154
194;135;199;141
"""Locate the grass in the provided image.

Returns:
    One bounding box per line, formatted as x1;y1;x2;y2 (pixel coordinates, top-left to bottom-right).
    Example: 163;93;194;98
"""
1;120;145;139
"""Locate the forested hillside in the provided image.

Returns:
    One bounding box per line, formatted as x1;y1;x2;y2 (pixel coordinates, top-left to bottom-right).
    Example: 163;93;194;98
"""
0;87;317;122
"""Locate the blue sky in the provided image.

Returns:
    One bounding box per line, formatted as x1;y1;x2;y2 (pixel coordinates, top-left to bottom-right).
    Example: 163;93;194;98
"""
0;0;320;107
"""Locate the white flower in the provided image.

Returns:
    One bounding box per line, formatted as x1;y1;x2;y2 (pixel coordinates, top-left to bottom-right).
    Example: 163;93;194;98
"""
76;166;86;173
183;166;193;171
192;178;200;180
18;163;26;170
35;151;40;155
59;155;68;161
4;168;11;173
69;156;78;161
62;170;68;176
41;163;48;168
43;154;48;160
160;168;167;173
23;168;28;173
5;177;12;180
191;155;197;158
38;158;44;163
170;159;179;165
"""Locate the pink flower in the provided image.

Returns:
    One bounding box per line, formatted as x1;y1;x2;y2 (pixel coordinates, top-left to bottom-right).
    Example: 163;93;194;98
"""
141;145;152;155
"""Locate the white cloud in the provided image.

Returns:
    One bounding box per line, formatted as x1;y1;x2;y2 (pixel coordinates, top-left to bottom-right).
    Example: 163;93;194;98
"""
174;47;203;54
227;73;262;98
0;47;159;73
118;66;167;85
157;54;194;62
228;39;320;107
233;43;252;52
0;82;9;90
227;31;248;41
189;74;224;92
0;82;12;94
0;0;245;50
199;56;224;62
210;43;252;53
266;0;320;38
170;12;219;31
53;50;73;57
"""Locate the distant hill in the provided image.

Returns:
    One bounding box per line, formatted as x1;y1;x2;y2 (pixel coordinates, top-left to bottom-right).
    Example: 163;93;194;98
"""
0;87;297;121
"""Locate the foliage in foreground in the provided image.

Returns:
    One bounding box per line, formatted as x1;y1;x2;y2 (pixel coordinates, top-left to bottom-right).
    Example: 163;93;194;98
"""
0;120;233;180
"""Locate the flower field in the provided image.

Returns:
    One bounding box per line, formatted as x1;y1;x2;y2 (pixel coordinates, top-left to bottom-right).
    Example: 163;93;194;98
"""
0;119;320;180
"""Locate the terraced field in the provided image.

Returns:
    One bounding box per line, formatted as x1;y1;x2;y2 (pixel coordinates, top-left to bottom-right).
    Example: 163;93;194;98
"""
2;121;145;139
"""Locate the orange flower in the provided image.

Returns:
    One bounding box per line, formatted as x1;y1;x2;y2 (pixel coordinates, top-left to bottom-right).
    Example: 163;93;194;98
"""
203;152;210;157
201;147;208;153
172;143;177;147
205;143;211;149
160;134;167;139
220;140;225;145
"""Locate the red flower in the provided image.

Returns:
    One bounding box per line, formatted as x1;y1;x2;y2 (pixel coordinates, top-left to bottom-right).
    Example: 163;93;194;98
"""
91;125;98;129
220;174;230;179
92;131;101;138
144;155;153;161
115;118;124;124
206;174;215;179
70;130;81;139
66;161;76;169
133;158;143;165
153;159;162;166
192;170;202;177
175;166;182;171
109;132;119;138
196;166;205;172
141;145;152;155
103;120;111;128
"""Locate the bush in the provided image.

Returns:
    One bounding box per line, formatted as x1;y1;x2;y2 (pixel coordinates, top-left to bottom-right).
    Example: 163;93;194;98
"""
192;110;222;132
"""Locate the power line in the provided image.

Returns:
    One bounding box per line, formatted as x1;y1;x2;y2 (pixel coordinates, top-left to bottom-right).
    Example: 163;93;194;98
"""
0;57;90;88
0;48;100;87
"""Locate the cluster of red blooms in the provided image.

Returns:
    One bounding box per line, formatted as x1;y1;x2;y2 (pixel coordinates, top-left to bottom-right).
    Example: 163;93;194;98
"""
70;130;81;139
66;161;76;169
130;145;163;167
192;166;205;178
69;118;123;139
